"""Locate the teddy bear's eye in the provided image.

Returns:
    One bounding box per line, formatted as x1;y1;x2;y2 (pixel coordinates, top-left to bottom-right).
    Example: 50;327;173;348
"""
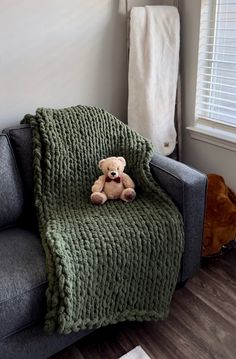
117;167;119;170
108;168;110;171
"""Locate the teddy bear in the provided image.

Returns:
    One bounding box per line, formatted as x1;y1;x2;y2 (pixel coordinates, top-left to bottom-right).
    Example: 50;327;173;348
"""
90;156;136;205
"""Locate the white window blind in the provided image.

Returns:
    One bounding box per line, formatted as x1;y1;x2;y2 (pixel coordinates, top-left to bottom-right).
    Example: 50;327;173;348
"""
195;0;236;126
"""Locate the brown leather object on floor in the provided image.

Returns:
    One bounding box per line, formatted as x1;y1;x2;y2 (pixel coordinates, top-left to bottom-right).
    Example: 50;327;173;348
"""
202;174;236;257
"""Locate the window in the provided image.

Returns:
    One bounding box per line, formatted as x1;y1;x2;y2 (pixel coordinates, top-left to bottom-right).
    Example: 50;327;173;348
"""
196;0;236;127
188;0;236;151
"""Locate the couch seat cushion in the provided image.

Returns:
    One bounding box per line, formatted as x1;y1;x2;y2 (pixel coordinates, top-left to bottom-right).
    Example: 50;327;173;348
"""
0;228;47;339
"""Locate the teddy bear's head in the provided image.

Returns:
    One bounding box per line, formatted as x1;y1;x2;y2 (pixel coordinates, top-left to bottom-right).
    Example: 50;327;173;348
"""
99;157;126;180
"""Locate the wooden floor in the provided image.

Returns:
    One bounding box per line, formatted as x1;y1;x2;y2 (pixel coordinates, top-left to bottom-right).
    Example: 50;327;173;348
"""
51;247;236;359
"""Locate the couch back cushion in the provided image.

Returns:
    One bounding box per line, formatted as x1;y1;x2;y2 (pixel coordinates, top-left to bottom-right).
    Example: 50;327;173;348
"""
3;125;36;228
0;134;24;229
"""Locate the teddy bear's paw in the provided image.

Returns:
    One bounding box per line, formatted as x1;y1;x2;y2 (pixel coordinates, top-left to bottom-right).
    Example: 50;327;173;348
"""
91;192;107;205
121;188;136;203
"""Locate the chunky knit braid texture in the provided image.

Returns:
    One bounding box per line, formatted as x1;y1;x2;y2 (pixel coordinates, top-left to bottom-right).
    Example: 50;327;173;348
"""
22;105;184;334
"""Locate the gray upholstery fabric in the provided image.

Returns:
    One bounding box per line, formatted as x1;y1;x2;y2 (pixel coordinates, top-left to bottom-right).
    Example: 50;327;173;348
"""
3;125;36;228
0;324;93;359
0;135;24;230
150;153;207;282
0;228;47;339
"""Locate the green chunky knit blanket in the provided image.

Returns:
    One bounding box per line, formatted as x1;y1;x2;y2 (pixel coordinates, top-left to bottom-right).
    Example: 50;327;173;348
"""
23;105;184;334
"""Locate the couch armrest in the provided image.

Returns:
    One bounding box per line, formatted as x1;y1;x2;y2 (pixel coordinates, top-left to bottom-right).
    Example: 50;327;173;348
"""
150;153;207;282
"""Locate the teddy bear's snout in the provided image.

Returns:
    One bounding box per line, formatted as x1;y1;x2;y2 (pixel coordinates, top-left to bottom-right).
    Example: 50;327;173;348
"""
108;170;119;178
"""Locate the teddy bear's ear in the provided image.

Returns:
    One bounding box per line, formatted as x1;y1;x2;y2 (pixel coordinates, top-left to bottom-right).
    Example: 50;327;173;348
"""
117;157;126;167
98;159;105;169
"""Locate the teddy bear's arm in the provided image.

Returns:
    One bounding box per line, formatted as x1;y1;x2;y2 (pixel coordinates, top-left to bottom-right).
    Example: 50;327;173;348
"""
91;175;105;193
122;173;135;189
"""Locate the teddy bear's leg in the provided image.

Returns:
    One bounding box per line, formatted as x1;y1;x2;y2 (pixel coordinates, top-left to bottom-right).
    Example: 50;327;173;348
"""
120;188;136;203
91;191;108;205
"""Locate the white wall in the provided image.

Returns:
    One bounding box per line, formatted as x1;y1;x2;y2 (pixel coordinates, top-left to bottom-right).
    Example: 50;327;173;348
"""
179;0;236;191
0;0;128;129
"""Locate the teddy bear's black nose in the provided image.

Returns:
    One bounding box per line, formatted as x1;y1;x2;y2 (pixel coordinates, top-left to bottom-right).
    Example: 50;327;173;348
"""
111;172;116;176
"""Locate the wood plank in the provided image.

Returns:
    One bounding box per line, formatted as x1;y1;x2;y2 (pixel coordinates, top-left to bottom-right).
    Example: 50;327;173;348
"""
186;273;236;328
51;345;85;359
172;289;236;359
121;322;169;359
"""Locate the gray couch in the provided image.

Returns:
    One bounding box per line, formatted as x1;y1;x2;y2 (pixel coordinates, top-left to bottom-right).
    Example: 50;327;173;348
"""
0;125;207;359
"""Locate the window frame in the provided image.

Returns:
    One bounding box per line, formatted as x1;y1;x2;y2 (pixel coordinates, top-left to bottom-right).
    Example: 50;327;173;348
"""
187;0;236;151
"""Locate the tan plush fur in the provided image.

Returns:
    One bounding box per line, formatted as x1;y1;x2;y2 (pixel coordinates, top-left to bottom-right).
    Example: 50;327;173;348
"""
202;174;236;256
91;157;136;205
